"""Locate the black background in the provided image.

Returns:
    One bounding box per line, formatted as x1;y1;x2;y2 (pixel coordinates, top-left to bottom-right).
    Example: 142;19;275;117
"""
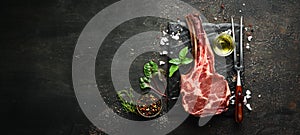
1;0;300;134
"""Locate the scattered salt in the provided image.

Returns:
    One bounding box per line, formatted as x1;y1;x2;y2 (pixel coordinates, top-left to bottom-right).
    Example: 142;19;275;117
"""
160;37;169;45
160;40;165;45
162;51;168;55
246;43;250;49
161;37;169;42
258;94;261;98
159;61;165;65
246;104;252;111
224;29;232;35
246;89;251;95
171;35;180;40
162;31;167;36
243;96;247;105
247;36;253;42
230;100;235;105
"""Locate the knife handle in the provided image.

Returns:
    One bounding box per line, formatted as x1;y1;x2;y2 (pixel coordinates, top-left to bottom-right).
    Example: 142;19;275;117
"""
235;85;243;123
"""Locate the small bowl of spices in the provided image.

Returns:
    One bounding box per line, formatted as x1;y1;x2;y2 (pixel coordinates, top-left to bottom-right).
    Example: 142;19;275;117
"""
136;93;162;118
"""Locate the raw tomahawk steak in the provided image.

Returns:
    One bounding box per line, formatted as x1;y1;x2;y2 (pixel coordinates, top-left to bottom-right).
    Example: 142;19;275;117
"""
180;14;231;117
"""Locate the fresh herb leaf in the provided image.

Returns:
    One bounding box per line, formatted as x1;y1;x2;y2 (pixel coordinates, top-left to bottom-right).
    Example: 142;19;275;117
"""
139;77;144;83
179;46;189;59
169;58;181;65
169;65;179;77
143;77;150;83
140;82;150;89
143;66;151;78
181;57;193;65
168;47;194;77
143;61;158;78
149;60;155;66
152;62;158;72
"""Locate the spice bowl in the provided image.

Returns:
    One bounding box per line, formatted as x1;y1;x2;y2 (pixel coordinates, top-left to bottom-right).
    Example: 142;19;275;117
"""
136;93;162;118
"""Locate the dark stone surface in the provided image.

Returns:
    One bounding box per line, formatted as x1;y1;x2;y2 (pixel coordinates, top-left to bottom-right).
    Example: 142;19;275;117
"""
1;0;299;134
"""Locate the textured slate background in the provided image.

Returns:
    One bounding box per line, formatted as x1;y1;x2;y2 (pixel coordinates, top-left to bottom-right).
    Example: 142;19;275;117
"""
1;0;299;134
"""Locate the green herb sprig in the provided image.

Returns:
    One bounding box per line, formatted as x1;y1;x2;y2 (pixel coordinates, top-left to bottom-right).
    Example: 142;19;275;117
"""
168;46;193;77
117;88;136;113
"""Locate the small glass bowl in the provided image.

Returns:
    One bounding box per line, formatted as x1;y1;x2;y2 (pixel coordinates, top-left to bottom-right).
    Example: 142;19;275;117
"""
212;33;235;57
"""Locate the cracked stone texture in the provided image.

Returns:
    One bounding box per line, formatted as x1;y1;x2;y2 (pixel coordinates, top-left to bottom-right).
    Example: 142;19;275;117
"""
1;0;299;135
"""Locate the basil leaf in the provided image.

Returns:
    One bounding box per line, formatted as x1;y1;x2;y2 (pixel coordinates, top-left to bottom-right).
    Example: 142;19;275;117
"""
169;65;179;77
169;58;181;65
181;57;193;65
179;46;189;59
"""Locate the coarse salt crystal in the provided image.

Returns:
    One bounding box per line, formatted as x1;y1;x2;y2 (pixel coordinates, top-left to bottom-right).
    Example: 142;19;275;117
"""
229;95;235;100
243;96;247;105
247;36;253;42
246;104;252;111
159;61;165;65
258;94;261;98
224;29;232;35
239;10;242;13
246;45;250;49
246;89;251;95
162;31;167;36
161;37;169;42
242;3;245;6
162;51;168;55
160;40;165;45
245;94;251;99
214;17;218;21
230;100;235;105
171;35;180;40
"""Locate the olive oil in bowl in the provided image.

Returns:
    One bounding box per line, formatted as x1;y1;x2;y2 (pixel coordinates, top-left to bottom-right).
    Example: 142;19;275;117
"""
212;33;235;56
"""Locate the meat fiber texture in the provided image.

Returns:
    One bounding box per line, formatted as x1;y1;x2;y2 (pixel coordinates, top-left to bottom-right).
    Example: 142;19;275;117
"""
180;14;231;117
